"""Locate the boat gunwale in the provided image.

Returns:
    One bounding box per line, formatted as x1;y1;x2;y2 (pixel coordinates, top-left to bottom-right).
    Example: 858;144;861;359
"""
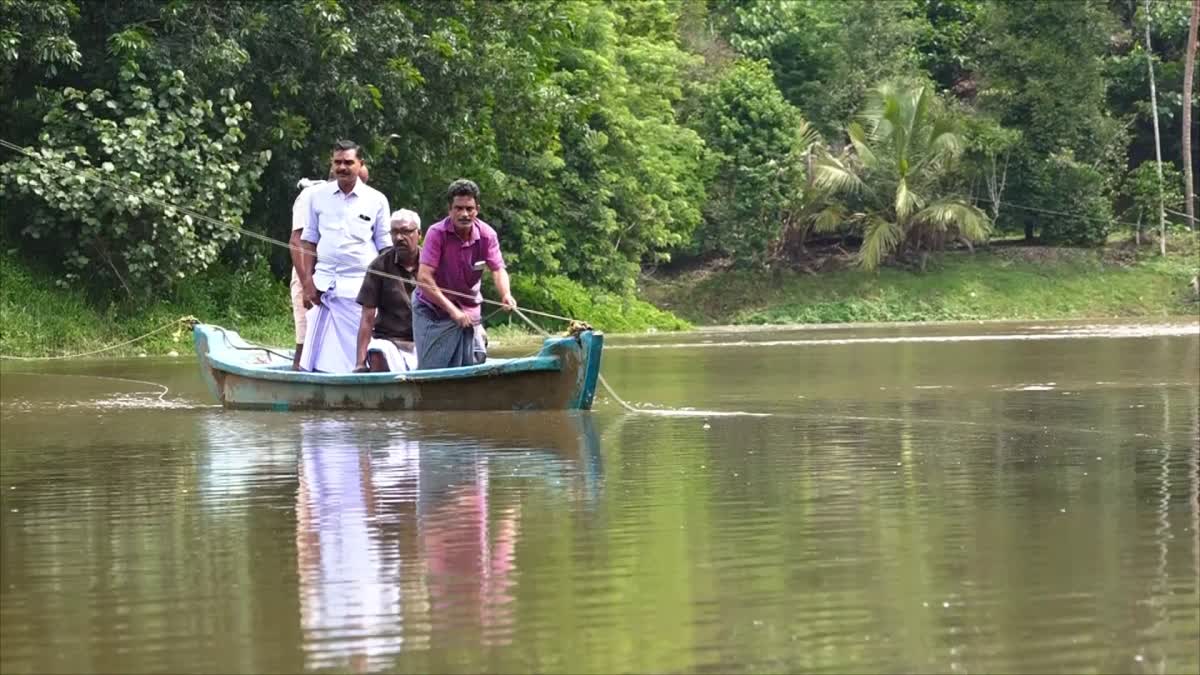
197;324;569;386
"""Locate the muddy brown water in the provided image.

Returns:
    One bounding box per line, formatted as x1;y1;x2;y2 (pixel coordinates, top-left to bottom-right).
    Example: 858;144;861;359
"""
1;318;1197;674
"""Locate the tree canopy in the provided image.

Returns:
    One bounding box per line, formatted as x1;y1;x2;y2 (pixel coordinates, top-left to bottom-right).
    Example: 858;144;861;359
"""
0;0;1195;301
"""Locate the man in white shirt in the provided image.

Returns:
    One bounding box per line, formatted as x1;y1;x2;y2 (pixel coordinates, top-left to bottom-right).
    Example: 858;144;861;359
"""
295;140;391;373
288;166;368;370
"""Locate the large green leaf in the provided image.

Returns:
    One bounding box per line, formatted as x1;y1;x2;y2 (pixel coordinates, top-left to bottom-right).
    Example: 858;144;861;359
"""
857;216;905;270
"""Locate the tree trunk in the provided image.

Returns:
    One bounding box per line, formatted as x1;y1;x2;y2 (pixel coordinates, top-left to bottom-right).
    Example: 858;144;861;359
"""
1183;0;1198;231
1145;0;1169;257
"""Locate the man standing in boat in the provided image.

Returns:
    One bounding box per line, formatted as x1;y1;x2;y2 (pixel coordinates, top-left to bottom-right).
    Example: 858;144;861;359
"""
412;179;516;369
352;209;421;372
289;164;369;370
295;140;391;373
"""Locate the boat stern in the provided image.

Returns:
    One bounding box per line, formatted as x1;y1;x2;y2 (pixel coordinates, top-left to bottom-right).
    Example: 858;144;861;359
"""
192;324;225;404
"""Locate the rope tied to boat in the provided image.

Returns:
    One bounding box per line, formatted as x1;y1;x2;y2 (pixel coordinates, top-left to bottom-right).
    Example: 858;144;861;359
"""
510;307;639;413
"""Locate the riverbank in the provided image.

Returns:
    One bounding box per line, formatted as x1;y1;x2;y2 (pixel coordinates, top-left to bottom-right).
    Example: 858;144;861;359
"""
640;242;1198;325
0;251;686;359
2;241;1196;360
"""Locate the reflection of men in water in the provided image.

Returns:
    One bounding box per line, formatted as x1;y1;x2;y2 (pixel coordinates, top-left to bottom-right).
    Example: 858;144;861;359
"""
289;418;605;669
418;451;521;645
295;419;416;672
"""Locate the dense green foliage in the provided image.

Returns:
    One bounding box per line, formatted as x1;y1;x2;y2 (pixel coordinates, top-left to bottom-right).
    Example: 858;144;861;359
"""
973;0;1129;244
0;67;267;295
0;0;1196;335
814;82;990;269
685;58;801;264
1120;160;1187;234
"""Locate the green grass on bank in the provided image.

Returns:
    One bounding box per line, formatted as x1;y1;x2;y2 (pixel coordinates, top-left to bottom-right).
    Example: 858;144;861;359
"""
640;245;1199;325
0;252;295;359
0;252;687;359
4;242;1193;360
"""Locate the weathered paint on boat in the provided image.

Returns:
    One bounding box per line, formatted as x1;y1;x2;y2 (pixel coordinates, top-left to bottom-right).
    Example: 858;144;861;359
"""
193;323;604;411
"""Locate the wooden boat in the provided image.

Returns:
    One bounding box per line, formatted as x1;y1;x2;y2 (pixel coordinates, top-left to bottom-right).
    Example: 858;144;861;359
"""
192;323;604;411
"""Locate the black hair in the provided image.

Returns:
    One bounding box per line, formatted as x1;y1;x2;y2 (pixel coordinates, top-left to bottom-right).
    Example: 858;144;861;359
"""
331;139;362;159
446;178;481;205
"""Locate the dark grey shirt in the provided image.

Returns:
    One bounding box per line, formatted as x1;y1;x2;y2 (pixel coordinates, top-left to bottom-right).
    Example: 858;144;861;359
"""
356;246;418;341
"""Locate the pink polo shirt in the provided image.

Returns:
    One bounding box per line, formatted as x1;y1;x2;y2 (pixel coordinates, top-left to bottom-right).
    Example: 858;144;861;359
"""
414;217;506;321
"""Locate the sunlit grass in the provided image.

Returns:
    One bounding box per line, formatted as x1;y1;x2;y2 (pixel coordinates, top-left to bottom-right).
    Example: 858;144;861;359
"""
643;245;1198;326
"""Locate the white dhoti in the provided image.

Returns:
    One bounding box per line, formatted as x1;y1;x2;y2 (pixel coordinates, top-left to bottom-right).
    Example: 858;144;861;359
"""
366;338;418;372
299;294;360;373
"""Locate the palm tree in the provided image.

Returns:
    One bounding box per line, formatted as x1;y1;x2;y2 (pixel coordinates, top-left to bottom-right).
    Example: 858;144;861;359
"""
772;120;852;259
814;81;990;270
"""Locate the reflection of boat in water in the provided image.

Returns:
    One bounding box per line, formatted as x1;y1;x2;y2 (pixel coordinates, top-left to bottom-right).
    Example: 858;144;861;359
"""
192;324;604;411
283;412;603;671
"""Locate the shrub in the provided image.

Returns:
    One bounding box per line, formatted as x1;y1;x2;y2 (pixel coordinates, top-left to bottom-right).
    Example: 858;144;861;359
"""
1035;152;1113;245
0;66;268;299
503;274;689;334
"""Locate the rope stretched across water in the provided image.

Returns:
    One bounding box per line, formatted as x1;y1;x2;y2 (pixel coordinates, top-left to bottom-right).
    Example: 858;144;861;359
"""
510;307;640;413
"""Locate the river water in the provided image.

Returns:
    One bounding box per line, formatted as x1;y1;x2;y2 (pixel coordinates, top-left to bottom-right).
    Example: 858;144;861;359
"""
1;318;1197;674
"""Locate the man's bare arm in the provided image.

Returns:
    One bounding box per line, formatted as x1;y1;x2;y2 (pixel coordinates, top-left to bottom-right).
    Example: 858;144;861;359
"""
492;267;517;310
298;241;320;306
417;264;472;327
355;308;376;370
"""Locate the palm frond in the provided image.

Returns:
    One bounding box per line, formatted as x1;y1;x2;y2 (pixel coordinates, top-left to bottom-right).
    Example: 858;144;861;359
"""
813;156;866;196
894;178;926;222
847;122;878;169
913;200;992;242
910;85;931;144
812;205;848;233
857;217;905;271
793;119;822;153
927;119;963;159
859;84;890;138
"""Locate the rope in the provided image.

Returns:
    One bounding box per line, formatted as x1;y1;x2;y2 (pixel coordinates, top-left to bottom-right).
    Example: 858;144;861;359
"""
4;371;174;404
1163;206;1198;223
510;307;640;414
206;324;294;361
973;194;1197;234
0;315;197;361
0;138;581;326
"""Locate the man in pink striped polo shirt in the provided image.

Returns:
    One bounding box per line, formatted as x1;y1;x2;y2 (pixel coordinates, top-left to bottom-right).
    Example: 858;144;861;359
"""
412;179;517;369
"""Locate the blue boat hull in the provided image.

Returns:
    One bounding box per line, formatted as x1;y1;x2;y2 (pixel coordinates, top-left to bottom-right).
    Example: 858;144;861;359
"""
193;324;603;411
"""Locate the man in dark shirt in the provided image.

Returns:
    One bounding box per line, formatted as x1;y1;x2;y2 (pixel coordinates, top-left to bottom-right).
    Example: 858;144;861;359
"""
353;210;421;372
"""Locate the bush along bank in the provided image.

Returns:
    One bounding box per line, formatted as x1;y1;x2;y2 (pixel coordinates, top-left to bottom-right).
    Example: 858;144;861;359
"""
0;252;689;360
640;245;1199;326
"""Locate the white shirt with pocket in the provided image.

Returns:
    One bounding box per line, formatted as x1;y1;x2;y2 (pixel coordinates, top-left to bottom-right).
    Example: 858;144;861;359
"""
299;178;391;300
